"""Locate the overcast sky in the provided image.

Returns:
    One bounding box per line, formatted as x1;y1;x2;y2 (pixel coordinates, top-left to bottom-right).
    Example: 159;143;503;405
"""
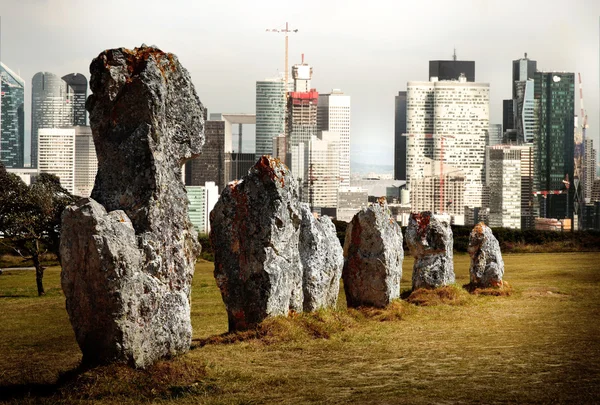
2;0;599;167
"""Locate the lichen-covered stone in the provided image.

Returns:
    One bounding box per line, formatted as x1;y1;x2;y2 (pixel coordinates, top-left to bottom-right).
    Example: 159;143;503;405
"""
468;222;504;287
342;198;404;308
299;204;344;312
60;45;204;368
406;212;454;290
210;156;303;331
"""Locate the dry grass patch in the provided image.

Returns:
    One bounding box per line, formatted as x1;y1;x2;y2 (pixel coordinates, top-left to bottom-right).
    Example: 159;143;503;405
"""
349;299;413;322
463;280;514;296
406;285;471;306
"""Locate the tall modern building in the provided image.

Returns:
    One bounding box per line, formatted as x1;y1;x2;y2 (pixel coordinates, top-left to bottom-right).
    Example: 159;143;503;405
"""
429;59;475;82
487;146;522;229
487;124;503;146
394;91;407;180
584;138;597;201
31;72;74;168
287;89;318;169
534;71;575;220
255;78;286;158
406;78;489;211
512;53;537;97
187;182;219;235
37;126;96;196
304;131;340;211
0;62;25;168
62;73;88;126
185;119;226;191
317;89;351;186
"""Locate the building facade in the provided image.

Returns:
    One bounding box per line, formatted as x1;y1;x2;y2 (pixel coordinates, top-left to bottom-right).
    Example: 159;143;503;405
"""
0;62;25;168
31;72;74;168
304;131;340;211
73;126;97;197
337;187;368;222
394;91;407;180
187;182;219;235
255;78;286;158
429;60;475;82
317;90;351;186
62;73;88;126
185;119;226;191
534;71;575;220
488;146;522;229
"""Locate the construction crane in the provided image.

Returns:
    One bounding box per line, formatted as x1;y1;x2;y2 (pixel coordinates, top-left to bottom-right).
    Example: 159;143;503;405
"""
438;135;455;214
266;22;298;94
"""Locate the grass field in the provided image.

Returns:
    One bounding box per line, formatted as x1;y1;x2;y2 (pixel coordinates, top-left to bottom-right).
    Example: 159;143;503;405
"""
1;252;599;404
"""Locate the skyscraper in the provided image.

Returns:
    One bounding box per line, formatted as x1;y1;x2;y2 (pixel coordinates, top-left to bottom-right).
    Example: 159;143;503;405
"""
406;78;489;212
62;73;88;126
305;131;340;211
394;91;407;180
429;59;475;82
0;62;25;168
317;90;351;186
487;146;522;229
255;78;286;159
512;53;537;98
534;71;575;220
185;119;226;191
31;72;74;168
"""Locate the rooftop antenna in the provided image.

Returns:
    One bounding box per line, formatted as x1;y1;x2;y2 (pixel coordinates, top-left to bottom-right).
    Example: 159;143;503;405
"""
301;53;304;64
452;47;457;61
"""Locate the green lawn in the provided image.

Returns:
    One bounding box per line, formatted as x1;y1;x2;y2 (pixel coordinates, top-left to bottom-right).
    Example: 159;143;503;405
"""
1;252;599;404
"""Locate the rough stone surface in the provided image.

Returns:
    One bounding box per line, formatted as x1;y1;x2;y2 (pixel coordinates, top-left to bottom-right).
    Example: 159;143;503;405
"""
406;212;455;290
468;222;504;287
60;45;204;368
299;204;344;312
342;198;404;308
210;156;303;331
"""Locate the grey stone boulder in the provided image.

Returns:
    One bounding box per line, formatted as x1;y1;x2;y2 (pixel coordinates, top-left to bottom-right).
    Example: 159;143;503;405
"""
299;204;344;312
342;198;404;308
406;212;455;290
210;156;303;331
60;45;204;368
468;222;504;287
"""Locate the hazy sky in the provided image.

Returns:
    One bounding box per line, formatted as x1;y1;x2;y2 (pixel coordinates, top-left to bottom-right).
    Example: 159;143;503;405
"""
1;0;599;167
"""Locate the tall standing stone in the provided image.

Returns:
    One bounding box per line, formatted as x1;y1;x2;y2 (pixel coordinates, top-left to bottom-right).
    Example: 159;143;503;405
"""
210;156;303;331
60;46;204;368
468;222;504;287
406;212;455;290
299;204;344;312
342;199;404;308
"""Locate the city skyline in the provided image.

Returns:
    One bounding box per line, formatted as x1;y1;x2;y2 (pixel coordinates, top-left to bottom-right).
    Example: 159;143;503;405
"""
1;0;599;167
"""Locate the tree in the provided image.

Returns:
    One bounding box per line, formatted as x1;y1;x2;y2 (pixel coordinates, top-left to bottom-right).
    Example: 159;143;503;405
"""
0;163;76;295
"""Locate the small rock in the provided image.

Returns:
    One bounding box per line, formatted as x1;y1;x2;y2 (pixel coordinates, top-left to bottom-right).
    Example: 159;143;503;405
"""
406;212;455;290
210;156;303;331
342;198;404;308
299;204;344;312
468;222;504;287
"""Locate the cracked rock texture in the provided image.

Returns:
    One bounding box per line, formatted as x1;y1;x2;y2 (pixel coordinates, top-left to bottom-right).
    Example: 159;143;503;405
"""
210;156;303;331
60;45;204;368
406;212;455;290
468;222;504;287
342;199;404;308
299;204;344;312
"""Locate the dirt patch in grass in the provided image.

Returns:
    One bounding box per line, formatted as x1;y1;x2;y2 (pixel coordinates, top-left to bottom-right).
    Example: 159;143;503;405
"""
406;285;471;306
463;280;513;296
522;286;570;299
348;300;413;322
56;360;212;401
195;309;358;347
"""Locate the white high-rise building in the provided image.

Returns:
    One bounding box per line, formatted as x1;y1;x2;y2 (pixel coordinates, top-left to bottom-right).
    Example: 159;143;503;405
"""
187;182;219;234
584;138;597;202
304;131;340;210
487;146;521;229
255;78;287;158
406;80;489;210
37;126;97;196
317;90;351;186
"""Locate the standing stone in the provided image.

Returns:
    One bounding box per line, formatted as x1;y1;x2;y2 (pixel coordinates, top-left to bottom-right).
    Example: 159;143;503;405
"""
342;198;404;308
210;156;303;331
406;212;455;290
60;45;204;368
468;222;504;287
299;204;344;312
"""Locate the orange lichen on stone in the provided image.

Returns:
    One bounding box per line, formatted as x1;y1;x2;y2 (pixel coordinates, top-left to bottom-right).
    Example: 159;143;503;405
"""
377;196;387;206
